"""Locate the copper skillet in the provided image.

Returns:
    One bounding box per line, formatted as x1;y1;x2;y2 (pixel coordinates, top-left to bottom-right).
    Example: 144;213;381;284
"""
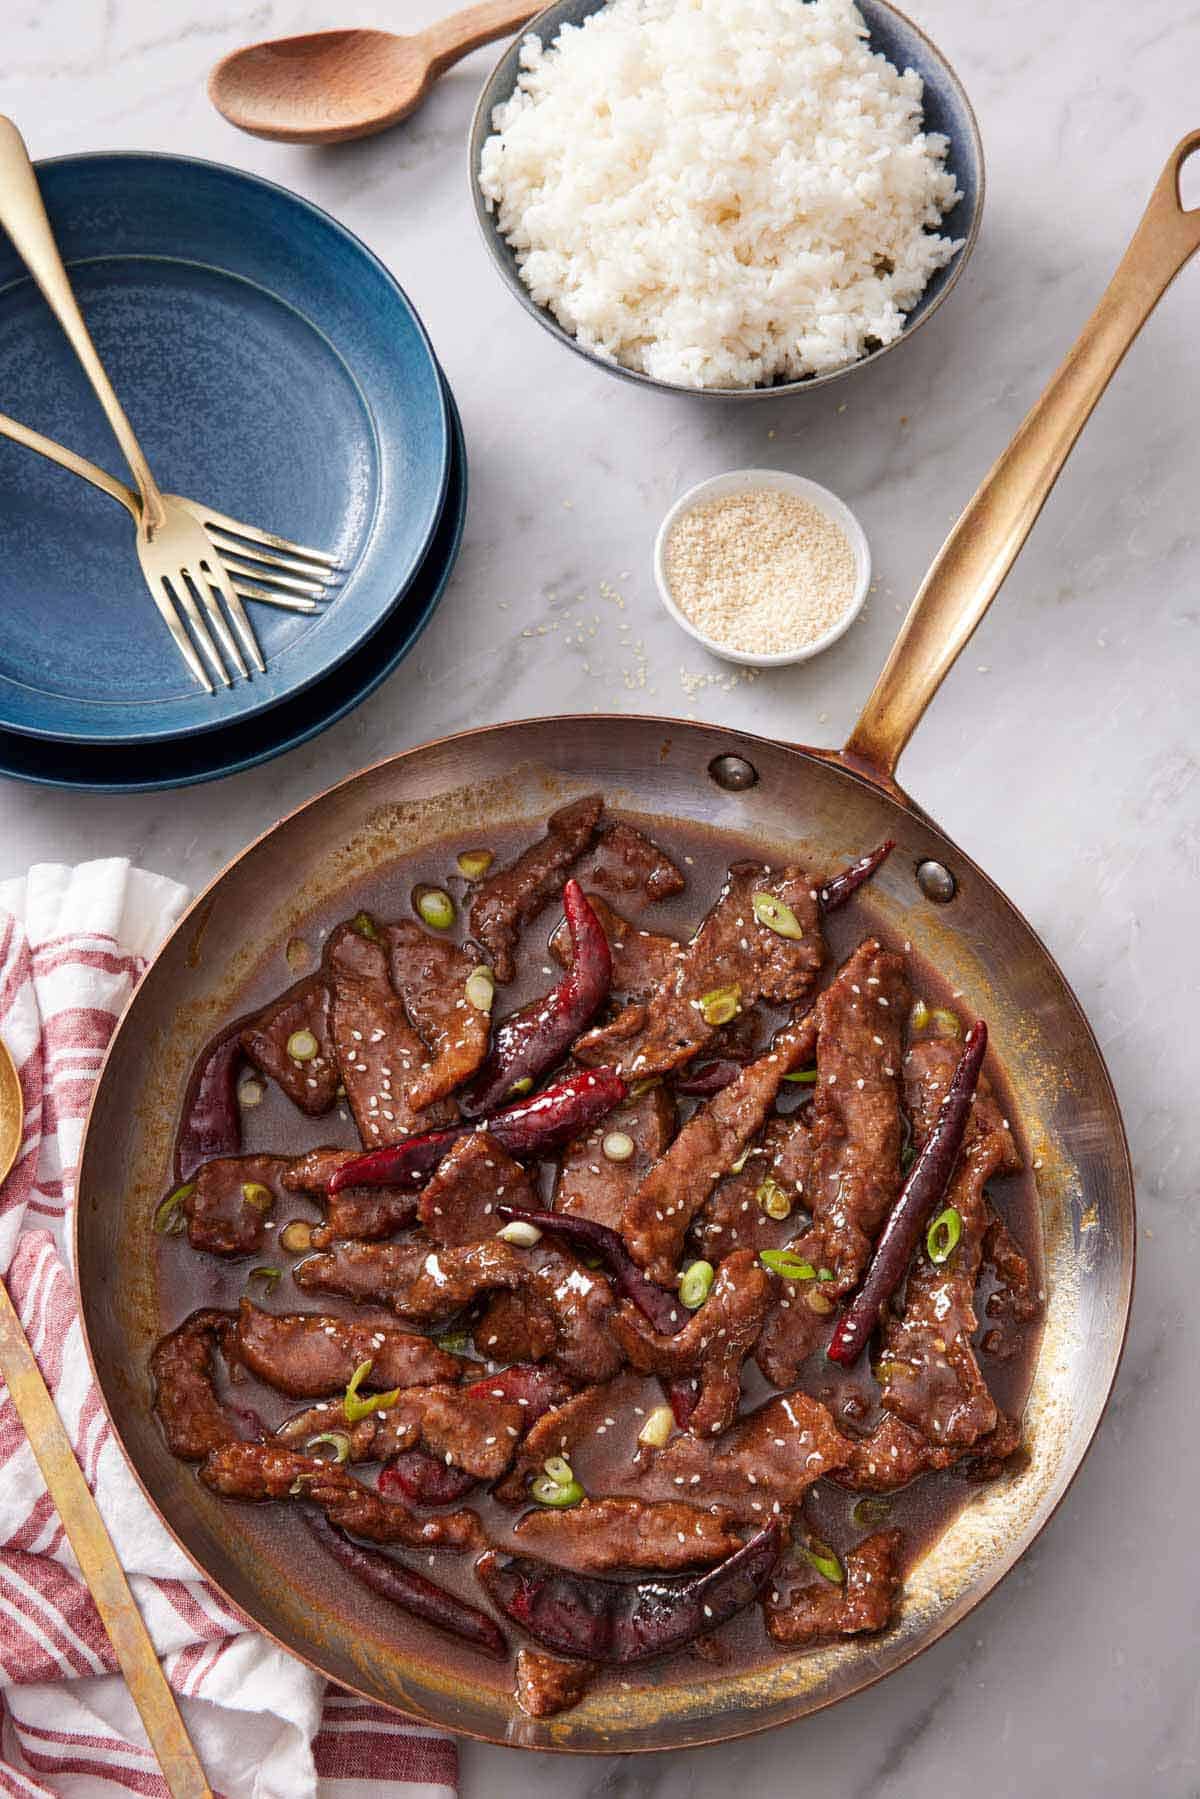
75;136;1199;1754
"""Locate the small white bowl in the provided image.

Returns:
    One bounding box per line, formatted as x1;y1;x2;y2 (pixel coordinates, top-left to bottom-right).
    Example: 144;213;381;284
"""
653;469;872;667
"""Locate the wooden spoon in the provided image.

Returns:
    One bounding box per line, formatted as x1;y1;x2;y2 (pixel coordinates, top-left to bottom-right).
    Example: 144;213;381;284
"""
0;1037;212;1798
209;0;539;145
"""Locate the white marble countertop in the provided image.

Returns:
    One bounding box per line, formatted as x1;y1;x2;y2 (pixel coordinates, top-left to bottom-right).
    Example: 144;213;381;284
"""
8;0;1200;1791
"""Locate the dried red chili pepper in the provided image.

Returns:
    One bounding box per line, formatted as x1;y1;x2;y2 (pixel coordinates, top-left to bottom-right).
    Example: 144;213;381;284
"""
827;1020;988;1367
819;840;896;913
476;1523;780;1664
464;1363;575;1425
378;1450;477;1507
461;881;612;1117
673;1058;745;1098
493;1204;681;1335
175;1026;243;1181
328;1068;628;1194
306;1512;507;1658
664;1376;699;1429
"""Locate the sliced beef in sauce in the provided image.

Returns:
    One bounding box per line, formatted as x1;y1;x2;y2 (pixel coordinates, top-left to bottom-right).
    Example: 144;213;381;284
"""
469;794;603;984
326;924;456;1146
283;1147;418;1247
611;1250;771;1437
755;940;908;1388
574;862;823;1080
276;1384;522;1480
553;1084;677;1231
240;976;338;1115
691;1113;811;1263
385;921;490;1109
513;1497;743;1572
550;894;679;1002
638;1391;849;1521
418;1132;532;1246
572;820;685;906
622;1012;817;1286
872;1038;1018;1450
515;1649;595;1719
496;1380;627;1505
199;1441;482;1549
981;1207;1041;1359
231;1299;460;1397
150;1310;239;1460
764;1529;902;1645
182;1153;288;1256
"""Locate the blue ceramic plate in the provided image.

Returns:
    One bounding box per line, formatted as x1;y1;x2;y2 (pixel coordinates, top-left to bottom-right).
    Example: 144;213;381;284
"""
0;376;465;791
0;153;450;742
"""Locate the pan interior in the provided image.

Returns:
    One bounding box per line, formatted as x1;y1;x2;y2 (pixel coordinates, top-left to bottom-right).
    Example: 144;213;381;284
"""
75;717;1132;1752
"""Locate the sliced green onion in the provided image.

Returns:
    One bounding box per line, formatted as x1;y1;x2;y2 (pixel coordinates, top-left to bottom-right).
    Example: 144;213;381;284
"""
728;1146;752;1175
289;1475;312;1495
543;1455;575;1488
305;1430;351;1464
751;892;805;940
909;999;931;1033
530;1474;585;1507
434;1329;472;1354
804;1286;835;1316
602;1130;635;1163
457;849;494;881
926;1205;962;1264
280;1220;313;1254
817;1267;835;1282
873;1358;905;1384
801;1540;844;1584
637;1405;675;1449
759;1249;816;1282
343;1358;402;1424
698;983;741;1027
852;1496;893;1528
465;966;495;1013
755;1176;792;1221
783;1068;819;1084
237;1075;265;1108
497;1219;541;1248
507;1076;534;1098
153;1182;193;1235
247;1265;282;1292
679;1260;714;1309
286;1028;319;1063
415;886;455;931
241;1181;273;1212
285;936;310;971
351;910;380;941
932;1007;961;1039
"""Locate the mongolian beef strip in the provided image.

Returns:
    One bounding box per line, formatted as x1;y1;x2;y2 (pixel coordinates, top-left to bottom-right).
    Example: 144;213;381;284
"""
574;861;824;1080
181;1153;288;1255
690;1115;811;1262
871;1039;1020;1449
513;1497;744;1572
754;939;908;1388
326;923;456;1145
572;819;685;906
980;1207;1041;1359
764;1529;902;1645
240;974;338;1115
638;1391;849;1519
384;920;490;1109
834;1409;1024;1494
275;1385;523;1480
417;1132;532;1246
622;1012;818;1287
150;1311;240;1460
283;1147;418;1247
549;893;680;1002
611;1250;772;1437
515;1650;595;1720
294;1238;621;1384
553;1085;677;1231
231;1299;461;1397
469;794;603;983
496;1380;627;1505
199;1441;482;1549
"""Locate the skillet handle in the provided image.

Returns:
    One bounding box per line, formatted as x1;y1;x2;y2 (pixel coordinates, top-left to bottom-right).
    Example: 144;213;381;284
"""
843;129;1200;783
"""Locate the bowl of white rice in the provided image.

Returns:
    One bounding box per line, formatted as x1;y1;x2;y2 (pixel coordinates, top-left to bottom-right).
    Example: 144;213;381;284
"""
471;0;983;396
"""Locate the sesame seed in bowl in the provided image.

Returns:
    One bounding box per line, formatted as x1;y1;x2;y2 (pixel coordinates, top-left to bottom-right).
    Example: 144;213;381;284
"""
653;470;872;667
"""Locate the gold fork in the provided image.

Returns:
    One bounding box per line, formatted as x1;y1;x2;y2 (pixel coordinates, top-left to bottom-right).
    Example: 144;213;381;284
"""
0;117;338;694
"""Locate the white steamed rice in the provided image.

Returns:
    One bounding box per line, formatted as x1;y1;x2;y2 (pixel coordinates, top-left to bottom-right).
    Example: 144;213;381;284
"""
478;0;964;389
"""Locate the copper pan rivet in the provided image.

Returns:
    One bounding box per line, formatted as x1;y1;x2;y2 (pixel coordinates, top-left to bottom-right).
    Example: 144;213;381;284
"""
917;860;957;903
708;753;758;791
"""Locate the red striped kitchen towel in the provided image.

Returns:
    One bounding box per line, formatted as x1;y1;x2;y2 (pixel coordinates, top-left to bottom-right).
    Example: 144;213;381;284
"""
0;861;458;1799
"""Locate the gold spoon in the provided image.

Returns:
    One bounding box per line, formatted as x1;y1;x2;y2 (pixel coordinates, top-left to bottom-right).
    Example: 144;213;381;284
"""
209;0;538;145
0;1038;212;1799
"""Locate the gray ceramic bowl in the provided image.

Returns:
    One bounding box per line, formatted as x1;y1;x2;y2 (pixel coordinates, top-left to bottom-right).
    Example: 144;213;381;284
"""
469;0;984;399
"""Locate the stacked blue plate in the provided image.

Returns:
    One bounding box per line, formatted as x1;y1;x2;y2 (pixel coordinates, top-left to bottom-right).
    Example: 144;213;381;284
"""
0;154;465;791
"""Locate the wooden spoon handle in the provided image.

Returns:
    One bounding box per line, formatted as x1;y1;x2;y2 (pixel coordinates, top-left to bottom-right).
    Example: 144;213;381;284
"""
418;0;539;76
